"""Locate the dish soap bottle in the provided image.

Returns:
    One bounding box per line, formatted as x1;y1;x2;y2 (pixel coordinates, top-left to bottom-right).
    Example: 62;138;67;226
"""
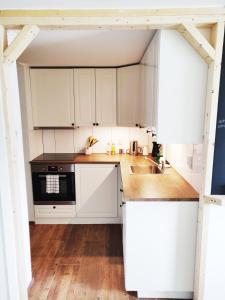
111;143;116;155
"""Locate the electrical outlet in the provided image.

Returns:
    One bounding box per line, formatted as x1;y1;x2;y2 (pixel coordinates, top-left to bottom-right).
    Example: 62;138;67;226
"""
187;156;193;169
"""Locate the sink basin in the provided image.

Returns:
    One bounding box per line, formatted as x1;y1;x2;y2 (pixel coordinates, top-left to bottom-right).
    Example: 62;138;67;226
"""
129;165;162;175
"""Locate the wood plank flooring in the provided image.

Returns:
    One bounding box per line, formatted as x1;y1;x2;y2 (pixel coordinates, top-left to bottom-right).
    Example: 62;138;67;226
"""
29;224;191;300
29;224;137;300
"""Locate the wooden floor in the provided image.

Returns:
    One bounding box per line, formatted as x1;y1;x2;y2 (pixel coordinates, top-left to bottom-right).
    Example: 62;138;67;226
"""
29;224;190;300
29;224;137;300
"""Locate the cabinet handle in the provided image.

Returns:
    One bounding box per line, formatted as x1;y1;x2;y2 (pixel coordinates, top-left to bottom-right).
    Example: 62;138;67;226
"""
72;123;74;126
93;123;96;126
120;201;126;207
96;123;99;126
115;164;118;168
120;188;123;192
136;124;139;127
53;206;56;209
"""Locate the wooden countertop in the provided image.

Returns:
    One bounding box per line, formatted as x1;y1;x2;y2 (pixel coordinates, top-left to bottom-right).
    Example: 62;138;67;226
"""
31;153;199;201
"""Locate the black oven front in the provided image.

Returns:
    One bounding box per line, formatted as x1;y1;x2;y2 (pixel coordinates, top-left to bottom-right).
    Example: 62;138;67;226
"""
31;164;75;205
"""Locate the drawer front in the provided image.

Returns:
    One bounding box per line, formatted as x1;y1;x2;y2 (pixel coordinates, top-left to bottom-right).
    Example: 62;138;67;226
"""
34;205;76;218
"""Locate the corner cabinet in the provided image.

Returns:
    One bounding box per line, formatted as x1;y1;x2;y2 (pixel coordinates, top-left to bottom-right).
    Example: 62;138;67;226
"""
30;68;75;128
117;65;142;127
75;164;118;218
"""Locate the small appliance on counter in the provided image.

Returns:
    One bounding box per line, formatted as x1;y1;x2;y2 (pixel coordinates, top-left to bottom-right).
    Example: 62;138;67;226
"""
151;133;162;159
152;142;161;158
140;145;149;156
130;140;138;155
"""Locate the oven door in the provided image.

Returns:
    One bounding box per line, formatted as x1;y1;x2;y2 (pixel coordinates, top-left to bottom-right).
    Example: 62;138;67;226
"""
32;172;75;204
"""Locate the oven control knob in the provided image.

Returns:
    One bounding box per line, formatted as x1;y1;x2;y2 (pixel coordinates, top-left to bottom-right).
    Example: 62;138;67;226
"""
59;167;63;171
42;167;46;171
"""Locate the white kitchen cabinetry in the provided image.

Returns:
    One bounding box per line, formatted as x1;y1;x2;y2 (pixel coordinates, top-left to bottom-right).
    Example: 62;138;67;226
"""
74;68;116;127
75;164;118;218
30;69;74;128
74;69;96;126
141;30;208;143
35;205;76;219
123;201;198;299
96;69;117;126
117;65;142;127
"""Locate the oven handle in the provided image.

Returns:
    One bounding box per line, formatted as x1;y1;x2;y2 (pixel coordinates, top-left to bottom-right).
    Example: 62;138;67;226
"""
38;175;67;178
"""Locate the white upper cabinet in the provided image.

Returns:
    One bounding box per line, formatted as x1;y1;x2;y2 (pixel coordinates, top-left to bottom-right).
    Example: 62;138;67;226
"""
74;69;96;126
117;65;142;127
141;30;208;144
95;69;117;126
30;69;74;128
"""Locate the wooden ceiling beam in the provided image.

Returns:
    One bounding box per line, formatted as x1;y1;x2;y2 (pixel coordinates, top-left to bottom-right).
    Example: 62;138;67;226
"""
0;9;224;29
3;25;39;63
178;23;216;64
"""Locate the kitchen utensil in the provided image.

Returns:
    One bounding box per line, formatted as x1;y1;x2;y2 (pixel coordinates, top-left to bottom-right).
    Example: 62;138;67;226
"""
130;141;138;155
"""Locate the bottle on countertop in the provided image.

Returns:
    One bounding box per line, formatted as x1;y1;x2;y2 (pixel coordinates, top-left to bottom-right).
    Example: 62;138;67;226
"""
111;143;116;155
106;142;111;155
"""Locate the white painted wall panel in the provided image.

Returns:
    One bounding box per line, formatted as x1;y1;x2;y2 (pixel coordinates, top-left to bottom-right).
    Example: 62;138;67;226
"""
203;205;225;300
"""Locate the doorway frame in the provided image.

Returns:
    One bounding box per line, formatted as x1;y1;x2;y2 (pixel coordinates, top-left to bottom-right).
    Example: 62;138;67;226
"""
0;8;225;300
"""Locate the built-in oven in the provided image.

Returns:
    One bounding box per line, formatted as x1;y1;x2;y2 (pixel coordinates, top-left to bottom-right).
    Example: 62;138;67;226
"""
31;164;75;205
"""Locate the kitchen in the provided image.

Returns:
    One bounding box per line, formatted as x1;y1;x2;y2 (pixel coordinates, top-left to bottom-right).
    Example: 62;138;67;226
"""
12;25;207;299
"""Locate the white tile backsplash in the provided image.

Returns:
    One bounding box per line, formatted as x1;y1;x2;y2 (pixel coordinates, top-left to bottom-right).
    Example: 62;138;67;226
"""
55;130;75;153
92;126;112;153
40;126;149;155
74;127;93;153
43;130;55;153
165;144;203;192
111;127;130;149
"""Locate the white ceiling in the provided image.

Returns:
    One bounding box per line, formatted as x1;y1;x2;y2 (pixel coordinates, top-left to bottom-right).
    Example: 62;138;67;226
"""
0;0;224;9
18;29;155;66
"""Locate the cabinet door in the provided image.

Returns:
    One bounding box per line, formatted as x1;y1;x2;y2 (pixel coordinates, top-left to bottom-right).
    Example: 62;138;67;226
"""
123;201;198;296
141;34;158;129
156;30;207;143
117;65;141;127
75;164;118;217
95;69;117;126
74;69;95;126
30;69;74;127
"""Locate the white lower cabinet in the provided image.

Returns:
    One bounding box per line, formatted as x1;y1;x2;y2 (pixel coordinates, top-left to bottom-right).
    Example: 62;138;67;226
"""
75;164;118;218
123;201;198;299
34;205;76;218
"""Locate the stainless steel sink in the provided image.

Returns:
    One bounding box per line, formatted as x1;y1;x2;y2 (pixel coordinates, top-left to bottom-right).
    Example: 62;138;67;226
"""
129;165;162;175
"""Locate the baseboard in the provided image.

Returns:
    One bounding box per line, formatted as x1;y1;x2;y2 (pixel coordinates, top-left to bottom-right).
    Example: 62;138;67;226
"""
137;290;193;299
35;217;122;224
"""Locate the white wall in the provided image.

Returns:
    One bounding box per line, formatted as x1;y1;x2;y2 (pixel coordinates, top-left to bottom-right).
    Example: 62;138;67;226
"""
0;195;10;300
166;144;203;192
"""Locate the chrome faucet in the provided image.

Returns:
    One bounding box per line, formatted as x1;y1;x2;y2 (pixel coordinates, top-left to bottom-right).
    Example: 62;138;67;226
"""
160;160;165;173
144;156;165;173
